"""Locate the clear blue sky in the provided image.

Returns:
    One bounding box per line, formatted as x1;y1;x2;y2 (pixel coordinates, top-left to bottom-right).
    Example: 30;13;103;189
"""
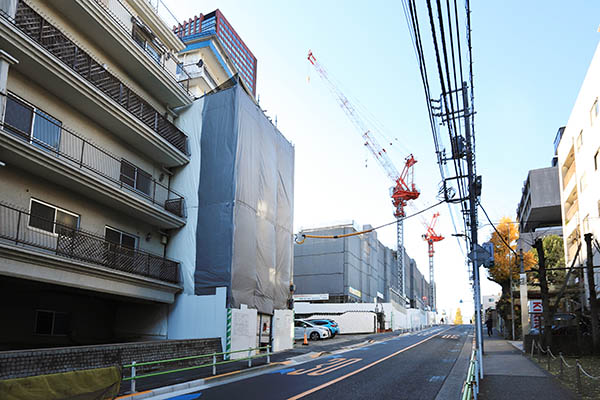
168;1;600;316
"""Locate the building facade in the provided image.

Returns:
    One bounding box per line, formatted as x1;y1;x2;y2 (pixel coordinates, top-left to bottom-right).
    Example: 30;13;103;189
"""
0;0;194;349
174;10;257;97
556;42;600;305
516;165;562;252
293;224;432;310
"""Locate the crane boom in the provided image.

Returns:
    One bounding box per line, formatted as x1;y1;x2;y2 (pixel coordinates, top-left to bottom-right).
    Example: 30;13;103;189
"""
307;50;420;217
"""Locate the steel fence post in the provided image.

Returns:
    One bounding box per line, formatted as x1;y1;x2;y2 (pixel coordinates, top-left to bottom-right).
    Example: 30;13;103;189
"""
559;352;563;379
267;346;270;364
248;349;252;367
212;353;216;375
131;361;136;393
576;360;581;395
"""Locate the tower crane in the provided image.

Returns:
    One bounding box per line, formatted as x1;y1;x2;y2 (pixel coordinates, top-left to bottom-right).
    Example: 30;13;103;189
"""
422;212;444;312
307;50;420;301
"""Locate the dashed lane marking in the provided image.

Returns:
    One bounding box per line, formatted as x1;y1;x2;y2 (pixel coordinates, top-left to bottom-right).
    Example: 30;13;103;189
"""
428;376;445;382
288;358;362;376
286;327;453;400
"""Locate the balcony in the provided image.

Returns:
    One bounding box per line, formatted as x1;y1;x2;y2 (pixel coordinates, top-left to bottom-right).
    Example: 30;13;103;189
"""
1;93;186;229
0;202;179;284
0;2;189;166
50;0;193;107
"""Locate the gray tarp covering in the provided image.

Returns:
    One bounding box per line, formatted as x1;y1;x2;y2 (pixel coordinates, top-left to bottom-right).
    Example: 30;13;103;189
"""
196;83;294;314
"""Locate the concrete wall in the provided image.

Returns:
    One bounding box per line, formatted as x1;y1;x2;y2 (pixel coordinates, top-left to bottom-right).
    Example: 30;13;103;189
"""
0;337;221;380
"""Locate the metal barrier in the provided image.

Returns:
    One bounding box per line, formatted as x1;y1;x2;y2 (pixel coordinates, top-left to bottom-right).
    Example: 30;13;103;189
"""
123;345;271;393
461;347;479;400
531;339;600;396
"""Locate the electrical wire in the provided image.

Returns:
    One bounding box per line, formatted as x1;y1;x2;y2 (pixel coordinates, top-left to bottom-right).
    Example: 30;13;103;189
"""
478;202;518;257
295;200;444;244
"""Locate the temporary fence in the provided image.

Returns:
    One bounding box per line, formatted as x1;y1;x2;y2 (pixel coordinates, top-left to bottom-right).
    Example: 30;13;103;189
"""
461;345;479;400
122;345;271;393
531;339;600;396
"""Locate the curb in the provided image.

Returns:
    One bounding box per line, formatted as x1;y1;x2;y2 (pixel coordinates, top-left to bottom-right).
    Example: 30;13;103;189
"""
115;362;288;400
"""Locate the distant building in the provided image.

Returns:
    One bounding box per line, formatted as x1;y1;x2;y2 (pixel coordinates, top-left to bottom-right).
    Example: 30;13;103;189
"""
293;224;432;310
556;42;600;305
515;165;562;252
482;293;501;312
174;10;257;96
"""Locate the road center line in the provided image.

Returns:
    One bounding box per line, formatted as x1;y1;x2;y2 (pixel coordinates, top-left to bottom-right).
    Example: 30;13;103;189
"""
286;327;453;400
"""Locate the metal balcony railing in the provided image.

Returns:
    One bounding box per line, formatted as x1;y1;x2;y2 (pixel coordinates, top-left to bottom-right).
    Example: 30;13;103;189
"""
1;93;185;219
92;0;192;92
5;2;189;155
0;202;179;284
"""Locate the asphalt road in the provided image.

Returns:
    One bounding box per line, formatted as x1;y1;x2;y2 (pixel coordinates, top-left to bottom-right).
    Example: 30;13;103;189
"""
163;325;471;400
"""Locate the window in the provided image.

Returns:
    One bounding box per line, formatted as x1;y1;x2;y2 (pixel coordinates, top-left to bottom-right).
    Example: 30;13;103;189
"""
105;226;138;249
35;310;69;335
132;25;161;64
591;98;599;125
120;160;152;196
3;94;61;153
595;150;600;170
29;199;79;235
576;130;583;150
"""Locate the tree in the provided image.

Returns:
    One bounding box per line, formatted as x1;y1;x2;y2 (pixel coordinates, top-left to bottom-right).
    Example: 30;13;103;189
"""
528;235;566;286
485;217;536;339
454;308;463;324
486;217;536;294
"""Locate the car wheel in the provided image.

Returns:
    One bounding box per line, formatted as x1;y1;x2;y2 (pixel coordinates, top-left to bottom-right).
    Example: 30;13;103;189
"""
310;332;320;341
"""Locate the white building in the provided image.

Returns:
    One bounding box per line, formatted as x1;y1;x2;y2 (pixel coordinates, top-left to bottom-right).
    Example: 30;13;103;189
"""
556;42;600;306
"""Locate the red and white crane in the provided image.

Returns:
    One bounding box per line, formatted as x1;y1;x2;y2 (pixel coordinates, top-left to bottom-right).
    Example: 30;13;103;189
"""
308;50;420;300
422;212;444;311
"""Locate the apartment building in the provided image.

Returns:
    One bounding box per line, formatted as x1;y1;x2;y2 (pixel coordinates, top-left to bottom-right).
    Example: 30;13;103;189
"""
556;42;600;305
0;0;193;349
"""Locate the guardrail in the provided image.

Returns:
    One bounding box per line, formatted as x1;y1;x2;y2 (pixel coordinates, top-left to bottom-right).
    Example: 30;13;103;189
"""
123;345;271;393
461;346;479;400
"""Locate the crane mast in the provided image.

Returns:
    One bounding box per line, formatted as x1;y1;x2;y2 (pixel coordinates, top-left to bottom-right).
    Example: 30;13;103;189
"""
422;212;444;312
308;50;420;301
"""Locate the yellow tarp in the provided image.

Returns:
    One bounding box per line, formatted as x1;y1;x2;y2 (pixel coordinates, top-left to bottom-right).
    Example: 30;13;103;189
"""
0;366;121;400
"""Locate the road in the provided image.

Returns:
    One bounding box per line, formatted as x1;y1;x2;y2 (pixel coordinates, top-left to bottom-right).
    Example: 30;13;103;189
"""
163;325;472;400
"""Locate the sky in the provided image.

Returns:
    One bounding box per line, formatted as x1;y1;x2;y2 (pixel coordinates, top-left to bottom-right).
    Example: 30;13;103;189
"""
165;1;600;319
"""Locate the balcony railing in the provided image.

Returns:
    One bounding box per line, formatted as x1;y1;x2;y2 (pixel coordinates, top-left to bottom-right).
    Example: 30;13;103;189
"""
92;0;192;91
1;93;185;219
5;2;188;155
0;202;179;284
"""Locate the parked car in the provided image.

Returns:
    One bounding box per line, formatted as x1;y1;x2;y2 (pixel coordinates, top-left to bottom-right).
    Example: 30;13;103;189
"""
307;319;339;337
528;313;591;336
294;319;330;341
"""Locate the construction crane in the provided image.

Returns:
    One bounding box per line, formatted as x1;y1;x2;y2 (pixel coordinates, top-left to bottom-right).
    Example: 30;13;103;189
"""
422;212;444;312
307;50;420;301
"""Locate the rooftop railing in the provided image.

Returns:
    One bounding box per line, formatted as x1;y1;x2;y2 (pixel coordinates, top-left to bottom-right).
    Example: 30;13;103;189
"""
5;1;189;155
0;202;179;284
1;92;186;219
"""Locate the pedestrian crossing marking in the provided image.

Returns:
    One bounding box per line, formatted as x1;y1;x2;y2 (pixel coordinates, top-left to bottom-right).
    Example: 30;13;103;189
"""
441;334;459;339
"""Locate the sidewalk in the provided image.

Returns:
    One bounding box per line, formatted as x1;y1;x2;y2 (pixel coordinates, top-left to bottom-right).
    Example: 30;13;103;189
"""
478;332;576;400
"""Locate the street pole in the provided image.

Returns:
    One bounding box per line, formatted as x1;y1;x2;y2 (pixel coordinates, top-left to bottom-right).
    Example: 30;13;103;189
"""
463;82;483;378
584;233;599;354
519;249;529;345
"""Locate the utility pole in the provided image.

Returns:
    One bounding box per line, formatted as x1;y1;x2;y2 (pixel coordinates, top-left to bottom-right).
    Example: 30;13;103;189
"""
463;82;483;378
519;249;529;345
584;233;599;354
509;253;515;341
534;238;552;348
